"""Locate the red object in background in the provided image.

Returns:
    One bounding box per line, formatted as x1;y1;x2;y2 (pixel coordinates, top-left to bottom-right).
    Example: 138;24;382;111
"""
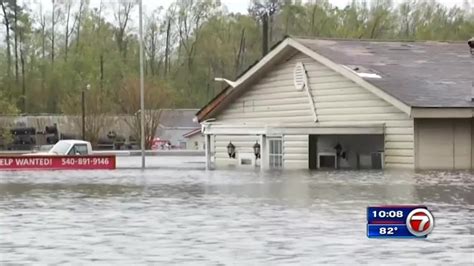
151;137;168;150
0;155;116;170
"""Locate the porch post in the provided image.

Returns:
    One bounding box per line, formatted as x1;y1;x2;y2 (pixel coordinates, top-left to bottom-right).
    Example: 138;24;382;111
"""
260;134;267;172
205;134;212;170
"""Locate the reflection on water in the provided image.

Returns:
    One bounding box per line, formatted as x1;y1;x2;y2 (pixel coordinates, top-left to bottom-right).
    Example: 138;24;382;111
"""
0;167;473;264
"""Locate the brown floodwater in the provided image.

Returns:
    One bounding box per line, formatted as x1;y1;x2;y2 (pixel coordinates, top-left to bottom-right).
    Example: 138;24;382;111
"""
0;159;472;264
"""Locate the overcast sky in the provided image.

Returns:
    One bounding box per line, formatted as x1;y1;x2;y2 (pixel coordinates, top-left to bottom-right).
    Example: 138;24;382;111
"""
103;0;471;13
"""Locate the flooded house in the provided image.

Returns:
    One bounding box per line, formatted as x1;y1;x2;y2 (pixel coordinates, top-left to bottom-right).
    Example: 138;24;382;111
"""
196;37;474;171
183;128;205;151
155;109;202;149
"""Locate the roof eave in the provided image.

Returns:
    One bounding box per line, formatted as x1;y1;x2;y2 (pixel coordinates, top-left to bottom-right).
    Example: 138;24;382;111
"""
411;107;474;118
197;37;416;122
197;38;295;122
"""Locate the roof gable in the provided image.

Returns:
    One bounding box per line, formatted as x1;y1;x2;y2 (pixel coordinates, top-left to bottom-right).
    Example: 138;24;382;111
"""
197;37;413;122
197;37;473;122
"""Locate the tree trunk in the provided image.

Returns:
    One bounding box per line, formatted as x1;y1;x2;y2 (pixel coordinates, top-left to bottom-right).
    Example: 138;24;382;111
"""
76;0;84;50
51;0;55;66
40;9;46;94
100;54;104;89
269;13;273;44
164;18;171;77
64;2;71;61
20;42;26;113
115;2;134;61
1;2;11;78
235;28;246;75
310;5;317;35
40;15;45;59
285;11;290;35
13;0;19;86
262;13;269;56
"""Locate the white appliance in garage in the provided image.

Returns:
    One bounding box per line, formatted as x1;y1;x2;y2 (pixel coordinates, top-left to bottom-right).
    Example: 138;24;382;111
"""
371;152;384;169
358;152;384;169
317;152;338;169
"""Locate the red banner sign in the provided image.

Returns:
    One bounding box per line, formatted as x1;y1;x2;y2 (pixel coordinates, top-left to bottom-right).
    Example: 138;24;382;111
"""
0;155;116;170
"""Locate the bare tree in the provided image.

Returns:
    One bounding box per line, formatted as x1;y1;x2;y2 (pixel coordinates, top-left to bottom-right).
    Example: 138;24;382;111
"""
164;17;172;77
235;28;246;75
118;78;172;149
63;0;77;61
249;0;282;56
176;0;215;71
163;5;177;78
114;0;136;60
75;0;86;50
38;3;46;60
1;1;12;77
20;39;26;112
50;0;60;65
145;9;162;76
60;88;114;145
13;0;18;86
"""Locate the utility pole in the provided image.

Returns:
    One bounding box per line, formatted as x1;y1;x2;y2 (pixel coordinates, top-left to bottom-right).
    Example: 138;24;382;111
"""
139;0;146;169
82;84;90;140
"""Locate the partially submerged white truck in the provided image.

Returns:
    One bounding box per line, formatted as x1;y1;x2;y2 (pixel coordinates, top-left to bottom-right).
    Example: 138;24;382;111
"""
28;140;93;156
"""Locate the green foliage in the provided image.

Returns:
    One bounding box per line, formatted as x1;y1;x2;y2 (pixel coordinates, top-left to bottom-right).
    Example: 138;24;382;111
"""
0;90;19;115
0;0;472;113
0;127;14;148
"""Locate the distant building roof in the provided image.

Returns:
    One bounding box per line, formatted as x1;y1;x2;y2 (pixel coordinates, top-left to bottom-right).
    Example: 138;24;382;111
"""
159;109;200;128
183;128;202;138
295;38;474;108
155;109;200;142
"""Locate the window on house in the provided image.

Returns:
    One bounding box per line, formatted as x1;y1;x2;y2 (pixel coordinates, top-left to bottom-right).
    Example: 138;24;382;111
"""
268;137;283;168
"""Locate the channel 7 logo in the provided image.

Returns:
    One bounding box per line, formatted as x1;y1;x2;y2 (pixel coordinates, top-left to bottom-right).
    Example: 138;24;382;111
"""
367;205;435;238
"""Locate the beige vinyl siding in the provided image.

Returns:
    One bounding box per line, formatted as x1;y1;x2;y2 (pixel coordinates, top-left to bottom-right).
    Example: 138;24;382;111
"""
284;135;308;169
415;119;473;170
214;135;259;168
218;53;315;125
454;119;472;169
215;52;414;169
186;133;205;150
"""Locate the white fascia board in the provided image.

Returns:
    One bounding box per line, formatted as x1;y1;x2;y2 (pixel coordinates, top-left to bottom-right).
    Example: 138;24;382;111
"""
202;123;384;135
411;108;474;118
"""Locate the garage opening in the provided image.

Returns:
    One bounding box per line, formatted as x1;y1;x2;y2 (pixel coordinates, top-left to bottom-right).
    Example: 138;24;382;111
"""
309;135;384;170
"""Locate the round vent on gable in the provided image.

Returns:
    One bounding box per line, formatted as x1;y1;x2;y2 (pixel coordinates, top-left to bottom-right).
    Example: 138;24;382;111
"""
293;62;306;91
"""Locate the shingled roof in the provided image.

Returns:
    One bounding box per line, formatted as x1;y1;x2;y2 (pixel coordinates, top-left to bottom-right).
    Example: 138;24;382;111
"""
295;38;474;108
197;37;473;122
159;109;200;128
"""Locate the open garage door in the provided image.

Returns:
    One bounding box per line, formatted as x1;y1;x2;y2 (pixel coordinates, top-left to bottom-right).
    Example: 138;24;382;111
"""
309;134;384;170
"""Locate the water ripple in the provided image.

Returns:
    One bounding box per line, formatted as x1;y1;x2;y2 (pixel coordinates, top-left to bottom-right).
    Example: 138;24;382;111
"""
0;165;472;264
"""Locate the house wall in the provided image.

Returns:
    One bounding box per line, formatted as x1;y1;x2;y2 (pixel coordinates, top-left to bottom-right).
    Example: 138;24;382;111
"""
186;133;205;150
214;135;259;168
415;118;473;170
212;52;414;169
